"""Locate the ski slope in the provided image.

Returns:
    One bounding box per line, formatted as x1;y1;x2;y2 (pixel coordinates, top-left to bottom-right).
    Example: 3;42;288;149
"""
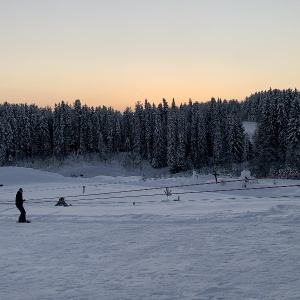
1;166;300;300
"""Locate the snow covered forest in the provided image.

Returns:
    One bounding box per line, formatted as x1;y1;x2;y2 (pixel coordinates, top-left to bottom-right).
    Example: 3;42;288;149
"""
1;88;300;177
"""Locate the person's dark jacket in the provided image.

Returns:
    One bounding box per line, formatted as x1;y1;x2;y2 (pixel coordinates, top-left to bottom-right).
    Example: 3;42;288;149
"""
15;191;24;206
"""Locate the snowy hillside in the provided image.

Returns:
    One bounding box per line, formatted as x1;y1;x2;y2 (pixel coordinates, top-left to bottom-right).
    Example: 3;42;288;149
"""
243;121;257;135
1;166;300;300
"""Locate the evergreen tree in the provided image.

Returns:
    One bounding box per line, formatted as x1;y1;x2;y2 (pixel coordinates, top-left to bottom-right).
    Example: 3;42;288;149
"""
253;95;280;176
196;106;209;167
70;99;82;154
226;102;245;164
209;98;223;165
132;102;144;165
79;105;89;154
36;108;52;157
0;103;15;164
114;113;122;153
19;105;33;162
177;107;188;171
144;100;154;161
0;117;13;164
97;132;107;160
286;95;300;170
167;99;178;173
53;101;71;160
151;106;167;168
276;99;288;164
121;107;134;152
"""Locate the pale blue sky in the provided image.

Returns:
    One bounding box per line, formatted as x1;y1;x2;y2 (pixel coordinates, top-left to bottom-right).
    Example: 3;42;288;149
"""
1;0;299;110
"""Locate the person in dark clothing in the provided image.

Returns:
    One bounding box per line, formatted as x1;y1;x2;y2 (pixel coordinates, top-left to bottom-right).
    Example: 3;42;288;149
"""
212;166;218;184
15;188;30;223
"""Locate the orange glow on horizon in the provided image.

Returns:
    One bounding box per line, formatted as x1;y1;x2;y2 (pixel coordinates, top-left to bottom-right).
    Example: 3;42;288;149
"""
1;1;299;111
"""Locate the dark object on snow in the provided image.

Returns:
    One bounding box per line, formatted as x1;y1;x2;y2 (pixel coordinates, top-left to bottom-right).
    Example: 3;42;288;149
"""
55;197;71;207
212;172;218;184
15;187;28;223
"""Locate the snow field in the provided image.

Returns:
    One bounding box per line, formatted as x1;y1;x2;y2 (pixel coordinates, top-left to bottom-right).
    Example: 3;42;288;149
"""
1;167;300;299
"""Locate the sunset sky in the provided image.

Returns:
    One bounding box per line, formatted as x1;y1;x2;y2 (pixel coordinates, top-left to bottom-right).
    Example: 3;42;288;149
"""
1;0;299;111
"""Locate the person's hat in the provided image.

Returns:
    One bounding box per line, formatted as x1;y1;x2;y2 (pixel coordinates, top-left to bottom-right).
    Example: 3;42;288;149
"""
19;188;23;192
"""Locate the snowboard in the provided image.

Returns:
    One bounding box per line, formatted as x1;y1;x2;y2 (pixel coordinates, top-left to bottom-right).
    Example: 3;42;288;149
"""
16;220;31;223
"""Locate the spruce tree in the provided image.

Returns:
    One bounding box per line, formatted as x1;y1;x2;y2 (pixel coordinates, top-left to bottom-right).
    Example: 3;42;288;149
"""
226;102;245;164
144;100;154;161
167;99;178;173
151;107;167;168
196;106;208;168
177;108;188;171
286;95;300;170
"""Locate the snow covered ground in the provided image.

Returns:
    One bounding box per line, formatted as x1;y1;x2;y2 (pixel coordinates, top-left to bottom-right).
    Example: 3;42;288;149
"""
1;166;300;300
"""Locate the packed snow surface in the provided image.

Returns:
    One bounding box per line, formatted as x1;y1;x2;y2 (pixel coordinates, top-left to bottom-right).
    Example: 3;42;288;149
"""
1;166;300;300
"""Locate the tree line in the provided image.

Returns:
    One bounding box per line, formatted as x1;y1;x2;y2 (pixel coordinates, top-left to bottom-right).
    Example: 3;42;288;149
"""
0;88;299;177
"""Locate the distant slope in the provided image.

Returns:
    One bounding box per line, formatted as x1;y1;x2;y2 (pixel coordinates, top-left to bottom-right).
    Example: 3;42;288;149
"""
243;121;257;135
